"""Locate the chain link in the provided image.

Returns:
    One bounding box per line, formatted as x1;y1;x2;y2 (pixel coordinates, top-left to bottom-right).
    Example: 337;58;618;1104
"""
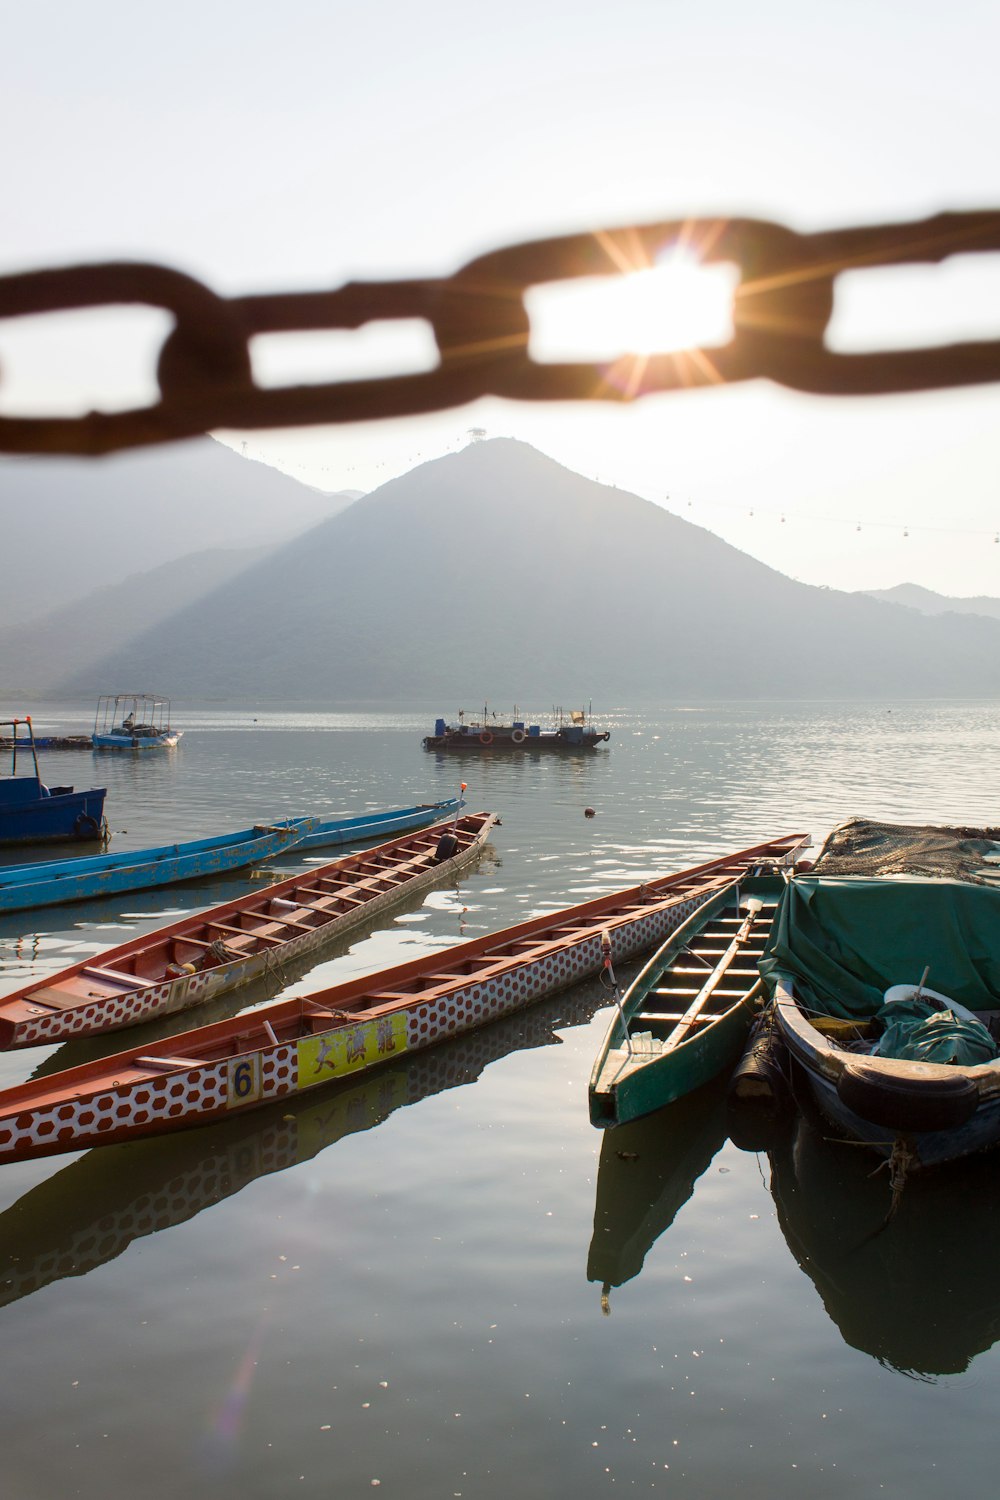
1;210;999;456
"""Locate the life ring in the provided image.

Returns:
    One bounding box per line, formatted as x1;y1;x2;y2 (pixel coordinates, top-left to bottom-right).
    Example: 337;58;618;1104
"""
479;730;493;745
74;812;100;839
511;729;526;744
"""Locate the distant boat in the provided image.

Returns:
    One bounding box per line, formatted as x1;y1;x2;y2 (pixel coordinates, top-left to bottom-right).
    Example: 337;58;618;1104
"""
294;795;465;851
0;810;498;1048
0;818;316;914
0;735;93;751
0;832;808;1161
92;694;181;750
588;875;787;1126
423;704;610;751
0;716;106;846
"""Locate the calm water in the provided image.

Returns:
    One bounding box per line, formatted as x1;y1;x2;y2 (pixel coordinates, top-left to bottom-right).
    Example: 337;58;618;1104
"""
2;700;1000;1500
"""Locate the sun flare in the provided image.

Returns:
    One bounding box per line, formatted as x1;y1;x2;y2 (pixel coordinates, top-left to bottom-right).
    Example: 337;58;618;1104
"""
528;253;738;362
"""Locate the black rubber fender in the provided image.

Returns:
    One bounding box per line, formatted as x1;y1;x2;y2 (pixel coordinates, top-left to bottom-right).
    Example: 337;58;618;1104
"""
836;1059;979;1133
73;812;101;839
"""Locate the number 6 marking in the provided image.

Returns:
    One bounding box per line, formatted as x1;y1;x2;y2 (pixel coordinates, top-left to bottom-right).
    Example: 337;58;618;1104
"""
227;1054;261;1106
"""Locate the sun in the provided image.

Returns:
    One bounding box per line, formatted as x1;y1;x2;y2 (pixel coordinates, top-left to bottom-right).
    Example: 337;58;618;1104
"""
528;251;738;362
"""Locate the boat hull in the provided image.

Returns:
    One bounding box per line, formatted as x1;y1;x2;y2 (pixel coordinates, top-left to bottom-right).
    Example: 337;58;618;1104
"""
0;819;313;913
92;732;181;750
0;786;106;845
774;978;1000;1167
595;1000;760;1125
423;731;609;752
293;798;462;851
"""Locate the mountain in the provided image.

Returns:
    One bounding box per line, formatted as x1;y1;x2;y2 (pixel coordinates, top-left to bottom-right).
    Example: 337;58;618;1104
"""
24;437;1000;704
0;438;358;625
0;546;268;699
865;583;1000;622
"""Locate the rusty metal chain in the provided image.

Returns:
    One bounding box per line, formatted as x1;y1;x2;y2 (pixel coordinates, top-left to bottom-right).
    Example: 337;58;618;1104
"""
1;210;999;457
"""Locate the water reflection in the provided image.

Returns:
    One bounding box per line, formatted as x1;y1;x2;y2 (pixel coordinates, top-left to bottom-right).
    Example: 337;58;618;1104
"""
586;1081;729;1311
768;1113;1000;1380
0;978;611;1312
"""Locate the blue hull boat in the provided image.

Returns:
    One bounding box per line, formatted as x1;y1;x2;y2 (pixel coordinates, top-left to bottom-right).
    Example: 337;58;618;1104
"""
0;818;316;914
92;694;181;750
1;717;107;846
294;797;464;852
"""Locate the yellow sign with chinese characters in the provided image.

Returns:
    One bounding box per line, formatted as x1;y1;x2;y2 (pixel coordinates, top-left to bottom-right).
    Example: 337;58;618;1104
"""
296;1013;409;1090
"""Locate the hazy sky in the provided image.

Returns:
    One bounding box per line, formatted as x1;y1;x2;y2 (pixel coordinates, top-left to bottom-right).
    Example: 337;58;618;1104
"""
3;0;999;595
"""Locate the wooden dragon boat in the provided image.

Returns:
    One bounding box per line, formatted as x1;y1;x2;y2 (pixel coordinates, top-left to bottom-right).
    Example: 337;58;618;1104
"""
0;811;499;1049
0;833;807;1162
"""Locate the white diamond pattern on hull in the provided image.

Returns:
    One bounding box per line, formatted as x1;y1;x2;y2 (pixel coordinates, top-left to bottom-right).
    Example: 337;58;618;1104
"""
403;894;703;1053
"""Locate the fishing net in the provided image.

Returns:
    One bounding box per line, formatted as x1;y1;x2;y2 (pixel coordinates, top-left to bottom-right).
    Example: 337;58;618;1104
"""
811;819;1000;887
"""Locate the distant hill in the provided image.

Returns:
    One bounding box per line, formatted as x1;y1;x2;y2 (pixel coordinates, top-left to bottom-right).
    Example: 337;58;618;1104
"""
23;437;1000;704
0;438;358;625
865;583;1000;622
0;546;267;699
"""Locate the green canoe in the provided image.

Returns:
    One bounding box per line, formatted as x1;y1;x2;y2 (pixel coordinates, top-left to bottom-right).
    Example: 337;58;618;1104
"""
588;875;785;1127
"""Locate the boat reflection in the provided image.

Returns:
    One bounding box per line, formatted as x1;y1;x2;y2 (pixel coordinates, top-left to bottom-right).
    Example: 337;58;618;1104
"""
768;1112;1000;1380
587;1081;729;1311
0;976;610;1312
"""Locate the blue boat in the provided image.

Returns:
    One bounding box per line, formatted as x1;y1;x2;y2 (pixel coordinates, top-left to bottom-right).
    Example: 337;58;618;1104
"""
0;717;107;847
294;795;465;851
92;694;182;750
0;818;316;914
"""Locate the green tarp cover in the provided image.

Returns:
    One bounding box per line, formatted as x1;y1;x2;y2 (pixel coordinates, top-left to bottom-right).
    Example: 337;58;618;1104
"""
760;876;1000;1021
874;998;997;1065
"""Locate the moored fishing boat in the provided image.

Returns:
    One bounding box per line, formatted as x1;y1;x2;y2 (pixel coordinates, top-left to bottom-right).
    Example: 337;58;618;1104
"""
423;704;610;751
588;875;787;1126
0;811;499;1048
0;832;807;1161
92;694;181;749
294;793;465;851
766;818;1000;1169
0;819;315;914
0;717;106;845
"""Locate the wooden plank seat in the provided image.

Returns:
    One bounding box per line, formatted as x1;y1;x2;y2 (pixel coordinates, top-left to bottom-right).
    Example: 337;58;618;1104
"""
633;1011;720;1026
81;964;144;986
134;1054;207;1070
